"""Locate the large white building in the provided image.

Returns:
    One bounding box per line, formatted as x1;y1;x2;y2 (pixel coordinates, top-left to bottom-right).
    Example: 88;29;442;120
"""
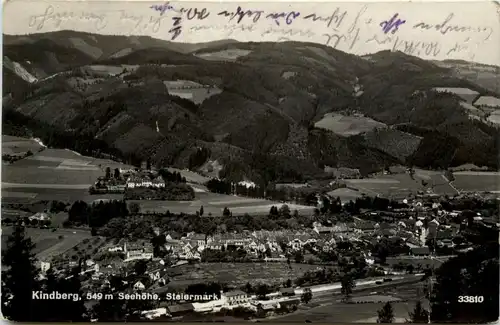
191;290;252;313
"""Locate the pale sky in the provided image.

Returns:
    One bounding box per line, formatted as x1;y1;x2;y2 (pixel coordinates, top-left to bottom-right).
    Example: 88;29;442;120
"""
3;0;500;65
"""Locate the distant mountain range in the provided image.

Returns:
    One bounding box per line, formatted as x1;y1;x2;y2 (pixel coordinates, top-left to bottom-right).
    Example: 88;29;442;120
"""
3;30;499;185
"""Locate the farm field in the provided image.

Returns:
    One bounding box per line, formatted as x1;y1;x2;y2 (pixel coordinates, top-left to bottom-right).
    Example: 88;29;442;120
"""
2;135;43;155
413;169;458;195
3;152;102;185
315;113;386;136
327;187;364;203
131;192;315;216
1;146;133;203
452;171;500;192
343;170;458;198
168;262;319;288
3;147;132;184
2;187;124;204
1;227;91;261
163;81;223;105
344;174;424;199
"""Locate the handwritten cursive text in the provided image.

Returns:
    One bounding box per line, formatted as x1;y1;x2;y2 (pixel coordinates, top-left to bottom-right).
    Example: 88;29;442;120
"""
150;2;174;16
28;5;108;31
303;8;347;29
179;7;210;20
380;13;406;34
217;6;264;24
266;11;301;26
413;13;493;40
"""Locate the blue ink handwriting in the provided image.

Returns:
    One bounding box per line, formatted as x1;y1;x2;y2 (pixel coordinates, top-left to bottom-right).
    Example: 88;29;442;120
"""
179;7;210;20
217;6;264;24
169;16;182;40
303;8;347;29
265;11;300;26
150;2;174;16
380;13;406;34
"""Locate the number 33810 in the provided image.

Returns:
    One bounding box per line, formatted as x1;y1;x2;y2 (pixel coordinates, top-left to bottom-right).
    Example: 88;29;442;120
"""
458;296;484;303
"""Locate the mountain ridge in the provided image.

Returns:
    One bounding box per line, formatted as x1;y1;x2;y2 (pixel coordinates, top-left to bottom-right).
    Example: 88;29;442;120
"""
3;31;499;184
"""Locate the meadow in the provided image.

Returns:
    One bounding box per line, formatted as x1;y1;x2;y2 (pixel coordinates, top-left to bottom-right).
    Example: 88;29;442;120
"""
2;148;104;185
1;227;91;261
344;175;422;199
344;170;458;198
315;113;386;137
2;135;43;155
327;188;364;203
168;262;320;288
131;192;315;216
452;171;500;192
2;186;124;204
1;146;132;203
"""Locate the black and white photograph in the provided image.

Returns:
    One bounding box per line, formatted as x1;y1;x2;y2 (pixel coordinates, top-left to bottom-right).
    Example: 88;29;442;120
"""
1;0;499;323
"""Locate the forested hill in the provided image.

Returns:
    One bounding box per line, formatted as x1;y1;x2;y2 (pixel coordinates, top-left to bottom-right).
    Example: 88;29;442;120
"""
3;31;499;184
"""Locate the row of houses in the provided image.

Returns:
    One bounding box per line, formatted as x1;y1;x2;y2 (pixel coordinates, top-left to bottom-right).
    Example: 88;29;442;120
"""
126;176;166;189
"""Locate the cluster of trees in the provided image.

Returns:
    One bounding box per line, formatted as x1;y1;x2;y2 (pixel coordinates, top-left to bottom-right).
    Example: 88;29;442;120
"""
371;236;409;264
104;167;121;180
188;147;211;170
158;169;187;183
184;282;226;299
2;216;51;228
124;183;195;201
295;268;342;287
2;150;34;163
440;197;498;216
64;200;129;229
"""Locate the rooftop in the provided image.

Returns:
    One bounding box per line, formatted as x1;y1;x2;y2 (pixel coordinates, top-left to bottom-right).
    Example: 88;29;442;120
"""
224;290;247;297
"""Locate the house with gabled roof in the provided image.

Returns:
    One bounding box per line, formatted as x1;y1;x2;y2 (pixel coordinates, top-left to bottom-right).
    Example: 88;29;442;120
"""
152;176;166;188
134;280;146;290
148;268;169;285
